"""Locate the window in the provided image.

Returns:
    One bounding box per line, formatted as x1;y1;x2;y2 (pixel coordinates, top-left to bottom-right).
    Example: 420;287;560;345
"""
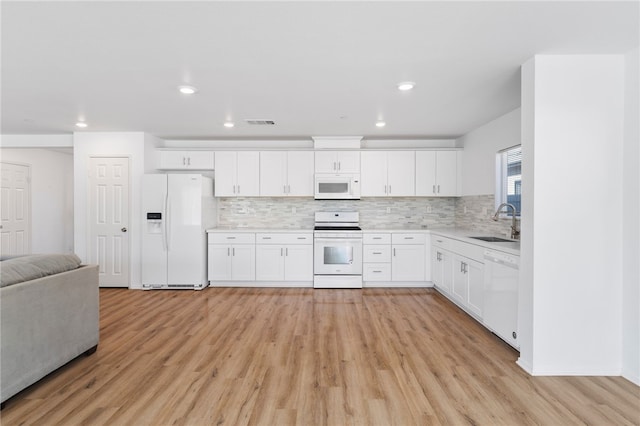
496;145;521;217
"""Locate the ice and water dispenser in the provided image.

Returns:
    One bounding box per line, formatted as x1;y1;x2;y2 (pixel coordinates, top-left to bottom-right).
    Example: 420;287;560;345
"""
146;212;163;234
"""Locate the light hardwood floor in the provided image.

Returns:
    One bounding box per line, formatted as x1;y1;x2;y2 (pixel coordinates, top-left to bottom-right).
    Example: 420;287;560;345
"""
2;288;639;425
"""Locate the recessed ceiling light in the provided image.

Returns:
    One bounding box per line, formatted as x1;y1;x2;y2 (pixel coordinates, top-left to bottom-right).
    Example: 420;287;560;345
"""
376;121;386;128
224;122;235;128
178;85;197;95
76;121;88;128
397;81;415;91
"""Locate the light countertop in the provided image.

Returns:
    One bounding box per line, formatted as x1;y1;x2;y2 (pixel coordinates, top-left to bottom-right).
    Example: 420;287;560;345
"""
207;227;313;233
429;227;520;255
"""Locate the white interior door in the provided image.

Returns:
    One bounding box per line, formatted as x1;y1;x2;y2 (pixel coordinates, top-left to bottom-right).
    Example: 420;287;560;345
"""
0;162;31;256
89;157;130;287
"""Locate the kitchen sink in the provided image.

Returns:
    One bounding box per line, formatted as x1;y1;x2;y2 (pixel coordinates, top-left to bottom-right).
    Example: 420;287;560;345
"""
469;236;514;243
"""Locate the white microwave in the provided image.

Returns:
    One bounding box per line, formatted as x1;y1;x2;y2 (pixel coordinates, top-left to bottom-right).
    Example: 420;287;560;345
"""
314;174;361;200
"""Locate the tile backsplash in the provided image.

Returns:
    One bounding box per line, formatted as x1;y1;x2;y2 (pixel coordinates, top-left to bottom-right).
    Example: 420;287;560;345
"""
215;194;518;237
454;194;517;237
217;197;456;229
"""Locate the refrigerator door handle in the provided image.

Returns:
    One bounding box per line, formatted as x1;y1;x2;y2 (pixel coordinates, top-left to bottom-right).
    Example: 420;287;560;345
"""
165;195;171;251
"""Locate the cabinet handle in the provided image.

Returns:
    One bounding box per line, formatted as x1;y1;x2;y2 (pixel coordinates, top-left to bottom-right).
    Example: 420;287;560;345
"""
388;185;392;194
372;237;382;240
372;251;382;255
226;236;236;239
227;247;230;256
286;248;288;256
433;185;436;194
338;161;341;171
297;237;306;240
237;185;240;194
437;185;440;193
333;162;337;171
373;270;382;273
281;248;283;256
384;185;387;194
233;185;236;194
183;157;187;166
284;185;287;193
436;239;443;243
404;236;414;240
287;184;291;193
233;248;235;256
188;157;191;166
393;248;396;256
262;237;271;240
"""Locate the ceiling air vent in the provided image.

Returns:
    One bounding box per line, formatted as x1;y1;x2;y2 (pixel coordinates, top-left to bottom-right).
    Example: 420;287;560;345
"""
244;119;276;125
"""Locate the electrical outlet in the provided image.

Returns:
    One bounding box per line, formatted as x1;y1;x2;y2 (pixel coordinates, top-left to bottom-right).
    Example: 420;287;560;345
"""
386;207;391;214
426;206;432;213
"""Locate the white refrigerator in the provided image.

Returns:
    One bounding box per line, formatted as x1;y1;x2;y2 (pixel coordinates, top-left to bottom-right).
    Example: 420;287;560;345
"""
141;174;215;290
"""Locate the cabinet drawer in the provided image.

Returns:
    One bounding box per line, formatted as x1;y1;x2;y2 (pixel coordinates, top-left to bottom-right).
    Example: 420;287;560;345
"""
392;233;426;244
363;233;391;244
432;235;453;250
208;233;255;244
363;245;391;263
450;240;485;262
363;263;392;281
256;233;313;244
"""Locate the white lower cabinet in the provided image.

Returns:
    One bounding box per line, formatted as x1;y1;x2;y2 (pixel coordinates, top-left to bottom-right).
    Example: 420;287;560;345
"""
255;233;313;282
391;233;426;282
431;235;484;320
363;232;428;286
208;233;256;282
432;248;453;295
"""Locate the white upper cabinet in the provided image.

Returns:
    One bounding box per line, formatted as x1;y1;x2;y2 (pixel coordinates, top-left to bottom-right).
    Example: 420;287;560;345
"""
416;151;459;196
361;151;415;196
260;151;314;196
214;151;259;197
314;151;360;173
159;151;214;170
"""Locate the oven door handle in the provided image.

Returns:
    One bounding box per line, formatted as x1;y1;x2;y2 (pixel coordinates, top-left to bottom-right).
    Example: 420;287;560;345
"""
314;238;362;244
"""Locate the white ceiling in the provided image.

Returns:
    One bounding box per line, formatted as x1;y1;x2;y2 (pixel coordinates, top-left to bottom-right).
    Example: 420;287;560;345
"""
2;1;638;140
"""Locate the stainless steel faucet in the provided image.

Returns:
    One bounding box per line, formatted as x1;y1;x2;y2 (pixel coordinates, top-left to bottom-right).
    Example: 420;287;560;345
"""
493;203;520;240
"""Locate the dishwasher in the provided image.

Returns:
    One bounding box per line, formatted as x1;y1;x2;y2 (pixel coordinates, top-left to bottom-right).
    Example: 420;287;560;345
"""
483;249;520;350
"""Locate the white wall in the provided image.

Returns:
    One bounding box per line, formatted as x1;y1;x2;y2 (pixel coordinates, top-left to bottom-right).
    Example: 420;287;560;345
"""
74;132;146;289
0;148;74;253
622;47;639;385
519;55;625;375
457;108;521;196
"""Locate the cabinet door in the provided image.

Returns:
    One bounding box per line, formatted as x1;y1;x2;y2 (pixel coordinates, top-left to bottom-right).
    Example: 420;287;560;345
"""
231;244;255;280
435;151;458;196
452;256;468;305
284;245;313;281
256;244;285;280
287;151;314;196
391;244;425;281
208;245;232;281
236;152;260;196
186;151;215;170
441;250;454;294
336;151;360;173
214;152;237;196
387;151;415;196
466;258;484;318
260;152;287;196
314;151;337;173
415;151;437;196
361;151;388;196
159;151;189;169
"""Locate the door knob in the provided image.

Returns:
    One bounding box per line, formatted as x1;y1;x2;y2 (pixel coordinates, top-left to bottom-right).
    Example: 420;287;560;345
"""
121;227;127;233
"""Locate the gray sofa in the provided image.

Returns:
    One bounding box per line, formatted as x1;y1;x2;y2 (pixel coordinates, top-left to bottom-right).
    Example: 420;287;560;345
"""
0;259;99;404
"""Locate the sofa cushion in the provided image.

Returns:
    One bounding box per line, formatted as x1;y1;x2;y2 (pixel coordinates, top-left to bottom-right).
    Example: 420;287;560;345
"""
0;254;82;287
